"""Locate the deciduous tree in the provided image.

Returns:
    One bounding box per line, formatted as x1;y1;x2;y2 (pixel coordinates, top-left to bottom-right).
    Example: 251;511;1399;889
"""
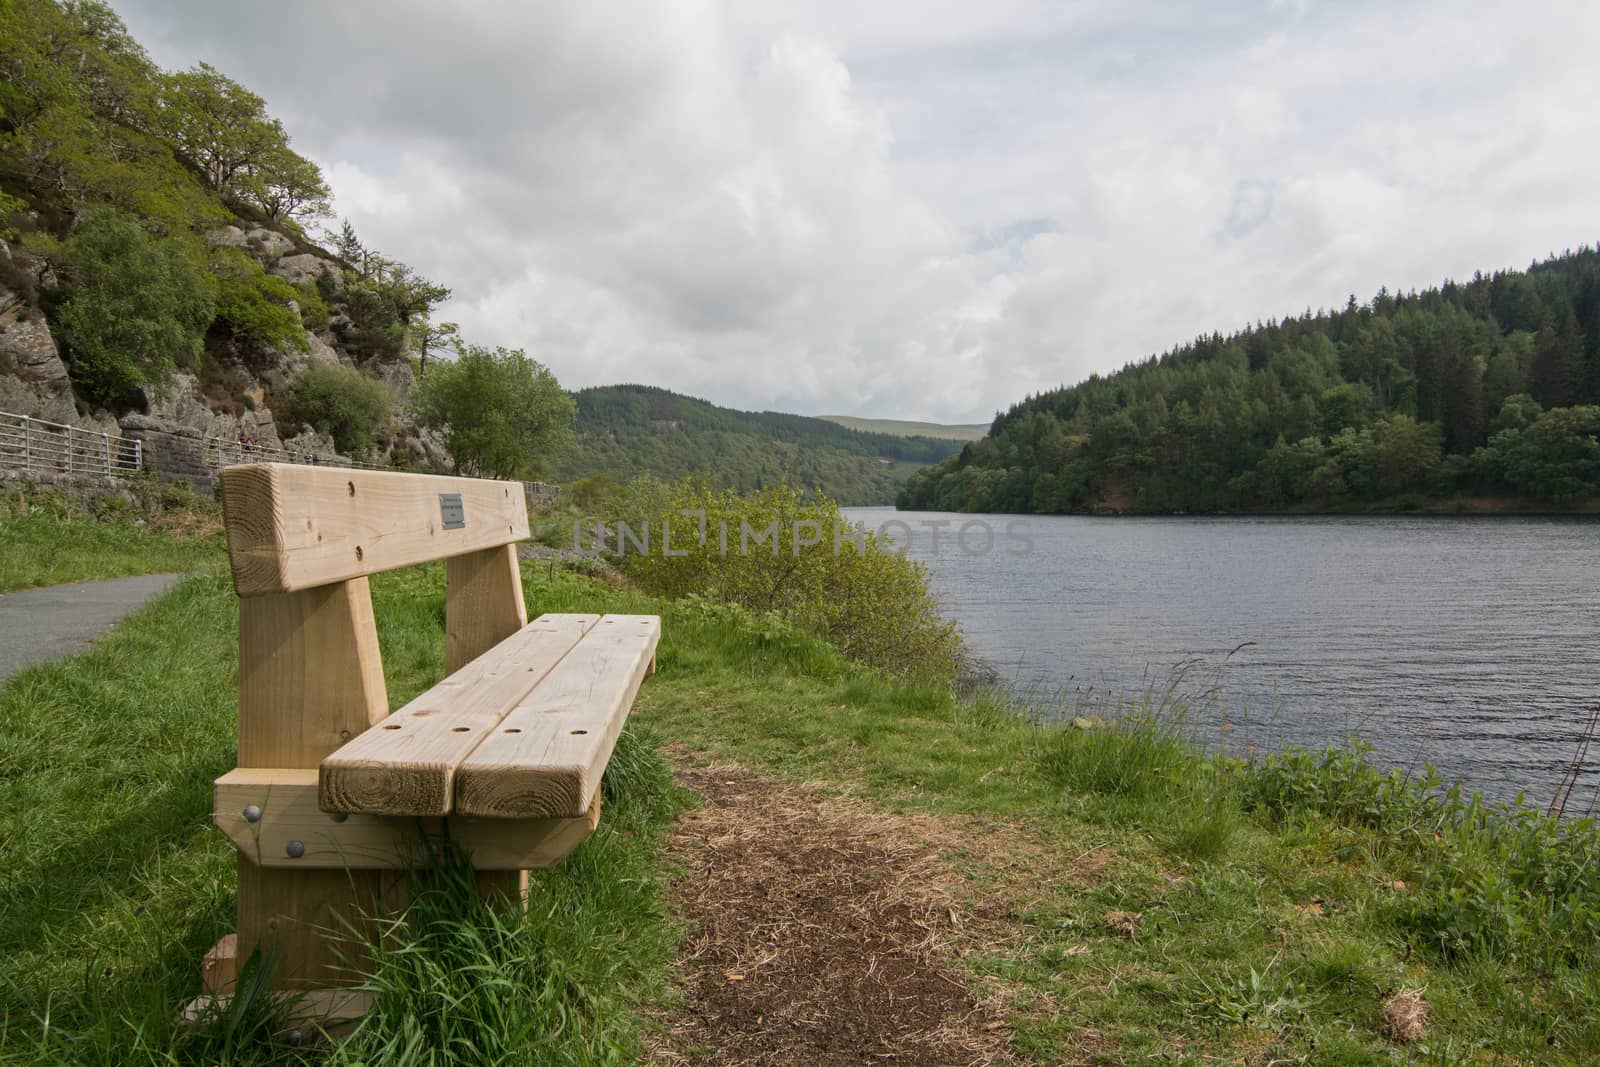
53;211;214;402
411;343;574;479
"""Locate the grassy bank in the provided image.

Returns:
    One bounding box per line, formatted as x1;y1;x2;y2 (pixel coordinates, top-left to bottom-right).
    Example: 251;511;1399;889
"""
3;516;1597;1063
0;482;226;592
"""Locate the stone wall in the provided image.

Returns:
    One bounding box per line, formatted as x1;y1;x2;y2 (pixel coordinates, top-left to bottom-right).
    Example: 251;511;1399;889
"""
525;481;562;511
0;468;141;509
117;415;347;495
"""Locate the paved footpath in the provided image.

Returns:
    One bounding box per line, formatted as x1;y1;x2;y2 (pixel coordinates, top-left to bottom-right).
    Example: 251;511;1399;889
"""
0;573;185;685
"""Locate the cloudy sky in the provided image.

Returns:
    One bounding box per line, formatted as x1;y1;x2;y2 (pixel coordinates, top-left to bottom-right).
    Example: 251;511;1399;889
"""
112;1;1600;422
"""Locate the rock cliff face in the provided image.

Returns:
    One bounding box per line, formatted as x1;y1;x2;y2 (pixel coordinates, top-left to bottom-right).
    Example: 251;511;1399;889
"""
0;290;76;425
273;253;342;290
0;223;436;486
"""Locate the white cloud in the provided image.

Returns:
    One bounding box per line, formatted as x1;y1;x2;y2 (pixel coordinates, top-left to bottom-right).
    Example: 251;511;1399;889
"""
112;0;1600;420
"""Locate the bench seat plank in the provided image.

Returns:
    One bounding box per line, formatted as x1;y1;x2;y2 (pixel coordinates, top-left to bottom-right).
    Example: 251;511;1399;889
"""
217;769;600;870
319;613;600;816
454;615;660;818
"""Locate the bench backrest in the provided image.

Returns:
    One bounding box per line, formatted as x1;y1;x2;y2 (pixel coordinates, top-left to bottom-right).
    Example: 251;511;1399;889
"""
220;463;530;596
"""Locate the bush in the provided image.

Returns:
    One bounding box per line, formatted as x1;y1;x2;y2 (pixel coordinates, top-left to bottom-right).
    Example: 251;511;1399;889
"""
294;280;330;331
411;343;574;478
282;362;390;457
567;471;620;510
1241;744;1437;835
609;480;962;682
53;212;215;403
210;248;309;354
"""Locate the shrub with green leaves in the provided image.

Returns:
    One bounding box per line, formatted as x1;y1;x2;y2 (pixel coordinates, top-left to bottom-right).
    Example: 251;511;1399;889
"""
293;280;330;331
210;248;309;355
612;480;962;682
53;212;215;403
281;362;390;457
411;343;574;478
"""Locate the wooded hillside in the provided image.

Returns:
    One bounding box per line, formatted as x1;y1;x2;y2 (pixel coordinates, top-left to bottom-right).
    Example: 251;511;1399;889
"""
901;248;1600;513
554;385;962;505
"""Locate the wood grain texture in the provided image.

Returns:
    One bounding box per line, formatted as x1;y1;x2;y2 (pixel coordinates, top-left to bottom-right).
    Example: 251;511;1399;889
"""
454;615;660;818
445;544;528;674
182;988;372;1028
237;581;389;767
217;769;599;870
234;578;395;988
318;614;599;816
219;464;529;597
202;935;238;996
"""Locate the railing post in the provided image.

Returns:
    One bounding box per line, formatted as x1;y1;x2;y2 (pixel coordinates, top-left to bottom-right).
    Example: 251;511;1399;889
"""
21;417;29;473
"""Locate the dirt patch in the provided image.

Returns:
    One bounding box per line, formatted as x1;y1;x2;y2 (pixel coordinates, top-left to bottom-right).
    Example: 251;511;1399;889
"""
653;760;1028;1066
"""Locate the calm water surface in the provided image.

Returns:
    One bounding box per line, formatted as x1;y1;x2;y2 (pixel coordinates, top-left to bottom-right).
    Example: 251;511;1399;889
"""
847;508;1600;809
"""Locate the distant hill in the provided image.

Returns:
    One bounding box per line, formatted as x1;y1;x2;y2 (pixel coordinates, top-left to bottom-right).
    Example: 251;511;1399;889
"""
553;385;964;505
818;415;989;441
900;247;1600;514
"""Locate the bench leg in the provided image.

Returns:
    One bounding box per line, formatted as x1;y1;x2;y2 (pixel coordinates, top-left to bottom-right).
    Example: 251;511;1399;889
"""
445;544;528;675
475;870;530;904
234;579;393;989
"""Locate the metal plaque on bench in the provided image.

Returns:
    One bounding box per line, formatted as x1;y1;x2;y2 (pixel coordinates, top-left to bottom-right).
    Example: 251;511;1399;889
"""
439;492;466;529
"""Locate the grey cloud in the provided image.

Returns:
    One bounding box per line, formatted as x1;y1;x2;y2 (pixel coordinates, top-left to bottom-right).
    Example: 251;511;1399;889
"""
110;0;1600;420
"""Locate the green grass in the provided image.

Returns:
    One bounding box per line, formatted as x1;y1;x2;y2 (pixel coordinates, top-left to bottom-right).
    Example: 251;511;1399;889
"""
631;621;1600;1063
3;513;1598;1063
0;486;226;592
0;566;686;1066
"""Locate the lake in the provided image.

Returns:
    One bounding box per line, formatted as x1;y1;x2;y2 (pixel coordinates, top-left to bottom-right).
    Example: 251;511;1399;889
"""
846;508;1600;811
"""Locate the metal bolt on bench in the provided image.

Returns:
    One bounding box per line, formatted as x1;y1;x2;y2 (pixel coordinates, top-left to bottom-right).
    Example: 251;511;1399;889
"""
193;463;659;1027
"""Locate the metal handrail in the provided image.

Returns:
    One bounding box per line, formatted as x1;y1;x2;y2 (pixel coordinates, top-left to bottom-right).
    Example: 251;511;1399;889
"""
0;410;141;476
198;435;394;471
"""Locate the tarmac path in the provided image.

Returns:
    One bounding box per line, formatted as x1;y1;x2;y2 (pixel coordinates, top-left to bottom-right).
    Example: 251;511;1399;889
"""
0;573;185;685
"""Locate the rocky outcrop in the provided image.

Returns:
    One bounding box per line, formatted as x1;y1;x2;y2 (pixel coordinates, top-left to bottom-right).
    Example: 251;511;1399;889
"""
204;225;251;249
138;373;282;448
119;371;296;489
2;222;445;488
373;359;415;407
273;253;343;291
121;399;319;492
204;225;295;259
280;425;340;458
0;287;77;424
256;331;341;395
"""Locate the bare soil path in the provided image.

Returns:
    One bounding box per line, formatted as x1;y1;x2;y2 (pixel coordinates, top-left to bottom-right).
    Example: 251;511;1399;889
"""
652;757;1050;1066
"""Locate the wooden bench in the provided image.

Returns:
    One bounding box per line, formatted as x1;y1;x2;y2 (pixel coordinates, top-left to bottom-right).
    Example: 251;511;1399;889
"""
200;463;659;1020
